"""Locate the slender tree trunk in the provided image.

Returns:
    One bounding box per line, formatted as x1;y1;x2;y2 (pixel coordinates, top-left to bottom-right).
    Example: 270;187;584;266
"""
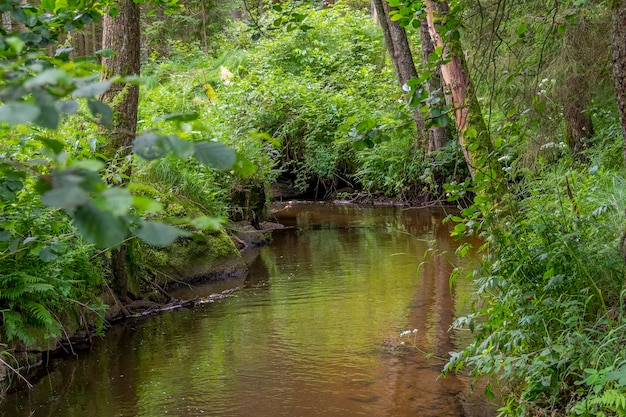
424;0;502;190
371;0;427;146
611;0;626;164
419;18;446;152
100;0;141;301
201;0;209;52
2;12;11;30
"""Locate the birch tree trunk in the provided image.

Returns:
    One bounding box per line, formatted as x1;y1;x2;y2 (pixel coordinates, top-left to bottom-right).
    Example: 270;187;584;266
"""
424;0;502;190
100;0;141;301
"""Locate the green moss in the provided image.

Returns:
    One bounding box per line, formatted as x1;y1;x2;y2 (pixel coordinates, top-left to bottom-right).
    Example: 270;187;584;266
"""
135;227;246;288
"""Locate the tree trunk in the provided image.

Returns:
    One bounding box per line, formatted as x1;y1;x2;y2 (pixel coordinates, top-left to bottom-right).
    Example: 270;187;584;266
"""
564;78;594;155
2;12;11;30
371;0;427;146
420;18;446;152
612;0;626;164
100;0;141;301
424;0;502;190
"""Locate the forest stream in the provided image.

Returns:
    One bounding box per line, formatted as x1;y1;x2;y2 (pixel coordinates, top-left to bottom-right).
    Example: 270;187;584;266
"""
0;203;496;417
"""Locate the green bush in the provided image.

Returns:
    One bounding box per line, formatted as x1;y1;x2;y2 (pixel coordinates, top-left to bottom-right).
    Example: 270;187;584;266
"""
447;166;626;415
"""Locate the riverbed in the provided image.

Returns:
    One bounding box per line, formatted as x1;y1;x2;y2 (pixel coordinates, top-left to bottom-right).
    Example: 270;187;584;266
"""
0;203;495;417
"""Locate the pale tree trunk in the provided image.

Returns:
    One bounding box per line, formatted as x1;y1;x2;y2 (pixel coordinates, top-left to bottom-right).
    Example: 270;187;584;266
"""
419;18;446;152
100;0;141;302
371;0;427;147
611;0;626;164
2;12;11;30
424;0;502;191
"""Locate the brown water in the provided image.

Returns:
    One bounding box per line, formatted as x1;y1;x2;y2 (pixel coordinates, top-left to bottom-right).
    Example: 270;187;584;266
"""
0;203;496;417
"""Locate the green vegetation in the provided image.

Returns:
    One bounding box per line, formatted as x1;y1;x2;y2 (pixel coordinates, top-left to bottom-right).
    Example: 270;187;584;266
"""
2;0;626;414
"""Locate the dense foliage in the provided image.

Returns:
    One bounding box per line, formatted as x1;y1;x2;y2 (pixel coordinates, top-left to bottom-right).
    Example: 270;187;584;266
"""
2;0;626;414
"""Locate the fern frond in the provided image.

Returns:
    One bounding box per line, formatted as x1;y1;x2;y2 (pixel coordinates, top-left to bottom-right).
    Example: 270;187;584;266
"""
589;389;626;415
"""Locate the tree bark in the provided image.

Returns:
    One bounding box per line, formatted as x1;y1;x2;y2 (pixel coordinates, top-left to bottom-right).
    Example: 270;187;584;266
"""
371;0;427;146
424;0;502;190
419;18;446;152
100;0;141;301
2;12;11;30
612;0;626;164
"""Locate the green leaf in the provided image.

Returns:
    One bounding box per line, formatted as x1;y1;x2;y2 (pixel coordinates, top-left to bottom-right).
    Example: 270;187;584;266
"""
131;221;190;246
465;128;478;139
39;246;58;262
73;80;113;98
516;23;527;37
24;69;71;89
87;100;113;127
94;48;115;58
6;36;25;54
41;186;90;209
35;105;60;129
193;141;236;170
133;133;167;160
41;0;55;11
56;100;78;114
190;216;222;231
36;137;65;154
0;102;41;125
93;188;133;216
133;196;163;213
157;112;199;123
234;153;257;177
163;135;195;159
74;204;127;248
68;159;105;171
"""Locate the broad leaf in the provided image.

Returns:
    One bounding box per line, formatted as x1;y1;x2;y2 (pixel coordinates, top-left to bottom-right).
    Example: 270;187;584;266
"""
87;100;113;127
39;246;58;262
133;133;167;160
74;204;127;248
93;188;133;216
0;102;41;125
131;221;190;246
73;80;113;98
41;186;90;209
193;141;236;170
157;112;199;123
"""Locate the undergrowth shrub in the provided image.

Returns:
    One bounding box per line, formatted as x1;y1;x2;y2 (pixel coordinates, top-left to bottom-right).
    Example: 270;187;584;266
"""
447;166;626;416
0;192;106;346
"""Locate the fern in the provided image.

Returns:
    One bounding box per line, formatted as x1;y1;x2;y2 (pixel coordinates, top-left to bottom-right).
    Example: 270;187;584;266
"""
589;389;626;416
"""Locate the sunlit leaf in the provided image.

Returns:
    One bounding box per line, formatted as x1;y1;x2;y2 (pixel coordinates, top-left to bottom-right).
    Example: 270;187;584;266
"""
93;188;133;216
234;153;257;177
133;196;163;213
131;221;191;246
36;137;65;154
190;216;223;231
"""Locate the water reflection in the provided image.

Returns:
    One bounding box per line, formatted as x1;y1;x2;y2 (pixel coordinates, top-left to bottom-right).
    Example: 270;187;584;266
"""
0;203;495;417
